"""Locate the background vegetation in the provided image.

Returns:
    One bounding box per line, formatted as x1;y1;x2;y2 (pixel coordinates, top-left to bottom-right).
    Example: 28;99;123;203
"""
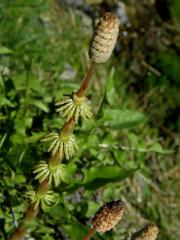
0;0;179;239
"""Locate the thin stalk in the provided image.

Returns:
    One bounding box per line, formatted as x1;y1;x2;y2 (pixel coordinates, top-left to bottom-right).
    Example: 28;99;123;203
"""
83;227;96;240
24;203;39;222
49;150;63;167
9;222;25;240
60;117;76;136
36;178;50;195
76;61;96;98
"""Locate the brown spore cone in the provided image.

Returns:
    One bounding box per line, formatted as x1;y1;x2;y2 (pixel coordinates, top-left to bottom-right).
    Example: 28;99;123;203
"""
131;223;159;240
92;200;124;232
89;12;120;63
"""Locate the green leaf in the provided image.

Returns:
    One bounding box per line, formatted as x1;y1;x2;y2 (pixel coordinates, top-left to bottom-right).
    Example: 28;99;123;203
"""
127;133;173;154
82;166;136;190
30;99;49;113
0;133;8;149
106;68;118;106
62;219;87;240
11;173;26;184
85;201;99;218
148;142;173;154
62;165;136;193
171;0;180;22
0;45;13;54
0;208;6;218
25;132;45;143
63;162;78;184
0;96;15;107
127;133;139;147
97;108;146;129
0;115;7;121
36;225;54;236
25;117;33;128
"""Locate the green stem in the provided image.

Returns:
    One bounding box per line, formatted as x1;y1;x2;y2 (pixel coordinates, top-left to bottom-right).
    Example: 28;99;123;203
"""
76;61;96;98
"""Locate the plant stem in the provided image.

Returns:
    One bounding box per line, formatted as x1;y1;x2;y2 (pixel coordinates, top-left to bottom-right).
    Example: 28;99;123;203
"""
83;228;96;240
76;61;96;98
24;203;39;222
61;117;76;136
9;222;25;240
49;150;63;167
36;178;50;195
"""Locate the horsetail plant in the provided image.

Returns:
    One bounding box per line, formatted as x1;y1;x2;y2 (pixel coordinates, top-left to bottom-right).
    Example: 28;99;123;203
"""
9;12;120;240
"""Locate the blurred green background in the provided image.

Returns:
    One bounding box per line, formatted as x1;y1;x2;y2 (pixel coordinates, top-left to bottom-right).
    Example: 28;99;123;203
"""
0;0;179;239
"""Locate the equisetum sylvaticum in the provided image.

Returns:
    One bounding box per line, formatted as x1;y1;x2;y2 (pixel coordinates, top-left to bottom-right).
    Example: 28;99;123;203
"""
9;12;120;240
